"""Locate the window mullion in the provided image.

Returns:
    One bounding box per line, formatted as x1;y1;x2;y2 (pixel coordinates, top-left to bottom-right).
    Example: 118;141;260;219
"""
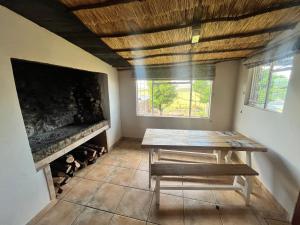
151;80;154;115
264;64;273;109
189;79;193;117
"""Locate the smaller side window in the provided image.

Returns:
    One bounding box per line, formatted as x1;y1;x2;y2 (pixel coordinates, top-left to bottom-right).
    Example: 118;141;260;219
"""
247;56;293;113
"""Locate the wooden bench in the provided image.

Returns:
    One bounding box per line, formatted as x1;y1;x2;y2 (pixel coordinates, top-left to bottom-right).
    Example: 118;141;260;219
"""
151;163;258;206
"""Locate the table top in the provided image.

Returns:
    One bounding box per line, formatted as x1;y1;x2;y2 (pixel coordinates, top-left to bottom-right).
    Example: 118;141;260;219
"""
141;129;267;152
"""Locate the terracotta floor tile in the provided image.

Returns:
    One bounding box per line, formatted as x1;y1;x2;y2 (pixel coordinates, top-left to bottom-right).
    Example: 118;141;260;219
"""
220;207;261;225
265;219;291;225
160;178;183;197
63;179;101;205
130;169;150;190
118;157;142;169
148;193;184;225
109;214;146;225
183;181;215;203
108;167;136;186
36;201;84;225
184;198;222;225
138;159;149;171
213;190;245;207
250;188;288;221
75;164;96;178
97;155;121;166
36;140;290;225
87;183;126;212
57;177;81;199
73;208;113;225
116;188;153;220
84;164;115;182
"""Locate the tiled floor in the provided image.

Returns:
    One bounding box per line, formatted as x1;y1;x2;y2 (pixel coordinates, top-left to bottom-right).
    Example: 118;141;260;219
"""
35;140;291;225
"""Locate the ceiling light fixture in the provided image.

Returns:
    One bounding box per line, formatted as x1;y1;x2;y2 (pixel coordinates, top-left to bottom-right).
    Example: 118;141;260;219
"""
191;26;201;44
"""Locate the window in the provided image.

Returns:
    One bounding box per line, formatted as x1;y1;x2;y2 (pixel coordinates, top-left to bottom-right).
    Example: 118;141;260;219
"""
247;56;293;113
136;79;213;118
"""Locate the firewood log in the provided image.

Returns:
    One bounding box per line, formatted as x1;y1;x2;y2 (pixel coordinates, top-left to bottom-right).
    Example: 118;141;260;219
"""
71;160;81;172
76;146;97;160
51;162;72;174
83;143;106;157
72;149;89;162
65;154;75;164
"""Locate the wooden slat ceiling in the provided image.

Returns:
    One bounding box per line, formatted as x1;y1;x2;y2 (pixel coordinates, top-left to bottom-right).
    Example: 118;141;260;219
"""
58;0;300;67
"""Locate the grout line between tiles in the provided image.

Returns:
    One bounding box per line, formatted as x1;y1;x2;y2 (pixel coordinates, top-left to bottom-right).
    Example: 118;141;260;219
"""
146;187;155;223
62;199;151;224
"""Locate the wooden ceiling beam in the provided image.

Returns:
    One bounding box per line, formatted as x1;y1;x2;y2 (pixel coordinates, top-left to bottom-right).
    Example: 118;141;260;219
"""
70;0;145;11
114;23;297;52
124;46;263;60
98;1;300;38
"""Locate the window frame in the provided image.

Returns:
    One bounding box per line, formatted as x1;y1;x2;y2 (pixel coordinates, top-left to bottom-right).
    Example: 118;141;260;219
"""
246;57;293;113
135;79;213;119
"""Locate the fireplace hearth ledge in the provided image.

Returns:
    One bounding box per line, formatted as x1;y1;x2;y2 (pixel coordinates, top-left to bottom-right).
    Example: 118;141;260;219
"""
34;120;109;171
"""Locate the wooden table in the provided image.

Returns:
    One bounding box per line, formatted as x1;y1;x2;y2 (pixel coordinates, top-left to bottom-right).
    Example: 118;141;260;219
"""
141;128;267;193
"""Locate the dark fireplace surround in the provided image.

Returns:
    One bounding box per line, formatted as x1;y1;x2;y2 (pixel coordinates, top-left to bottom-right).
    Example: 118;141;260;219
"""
11;59;110;166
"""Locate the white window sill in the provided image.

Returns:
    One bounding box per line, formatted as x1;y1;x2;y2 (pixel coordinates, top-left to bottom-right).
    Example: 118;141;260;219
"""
136;114;210;119
244;104;283;114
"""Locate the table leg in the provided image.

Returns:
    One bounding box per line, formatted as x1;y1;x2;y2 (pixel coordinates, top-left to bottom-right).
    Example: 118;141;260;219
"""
225;151;233;164
216;150;222;164
149;149;154;189
246;151;252;167
157;149;161;161
156;176;160;206
245;176;252;205
245;151;253;205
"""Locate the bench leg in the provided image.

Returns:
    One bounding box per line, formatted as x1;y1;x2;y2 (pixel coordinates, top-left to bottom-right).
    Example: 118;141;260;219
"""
244;176;253;205
225;151;233;164
156;176;160;206
217;151;223;164
233;176;239;186
157;149;161;161
149;149;153;189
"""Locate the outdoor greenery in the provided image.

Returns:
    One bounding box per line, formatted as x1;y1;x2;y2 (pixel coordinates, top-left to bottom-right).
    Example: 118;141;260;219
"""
148;81;177;115
192;80;212;104
137;80;212;117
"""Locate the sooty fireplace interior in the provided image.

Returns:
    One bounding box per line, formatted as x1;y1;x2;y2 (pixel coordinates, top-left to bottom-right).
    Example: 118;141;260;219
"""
11;59;110;164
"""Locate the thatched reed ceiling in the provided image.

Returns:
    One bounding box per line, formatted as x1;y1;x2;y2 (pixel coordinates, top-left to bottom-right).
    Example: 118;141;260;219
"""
59;0;300;67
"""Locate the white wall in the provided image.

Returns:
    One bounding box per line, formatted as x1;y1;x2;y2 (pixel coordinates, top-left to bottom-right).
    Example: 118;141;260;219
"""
233;55;300;219
118;61;239;138
0;6;121;225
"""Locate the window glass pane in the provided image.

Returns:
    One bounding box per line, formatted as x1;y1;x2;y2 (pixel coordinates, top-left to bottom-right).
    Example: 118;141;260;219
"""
266;69;291;113
136;79;213;118
191;80;212;117
247;56;293;113
152;80;190;117
248;64;271;108
136;80;152;115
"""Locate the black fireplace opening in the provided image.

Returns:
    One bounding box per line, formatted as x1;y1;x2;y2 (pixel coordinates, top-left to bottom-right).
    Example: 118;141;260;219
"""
11;59;109;162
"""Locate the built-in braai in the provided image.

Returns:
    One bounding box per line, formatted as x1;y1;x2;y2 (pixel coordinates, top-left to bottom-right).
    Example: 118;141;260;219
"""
11;59;110;165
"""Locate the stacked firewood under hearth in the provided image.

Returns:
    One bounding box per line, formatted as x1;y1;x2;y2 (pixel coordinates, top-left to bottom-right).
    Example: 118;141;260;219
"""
50;142;107;195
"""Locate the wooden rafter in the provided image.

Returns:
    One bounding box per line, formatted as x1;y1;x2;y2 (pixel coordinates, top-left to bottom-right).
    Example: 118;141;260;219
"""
124;46;263;60
113;23;297;52
98;0;300;38
70;0;145;11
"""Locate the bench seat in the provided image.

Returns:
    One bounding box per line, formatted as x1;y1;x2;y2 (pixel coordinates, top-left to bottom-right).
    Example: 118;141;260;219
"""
152;162;258;206
151;163;258;177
